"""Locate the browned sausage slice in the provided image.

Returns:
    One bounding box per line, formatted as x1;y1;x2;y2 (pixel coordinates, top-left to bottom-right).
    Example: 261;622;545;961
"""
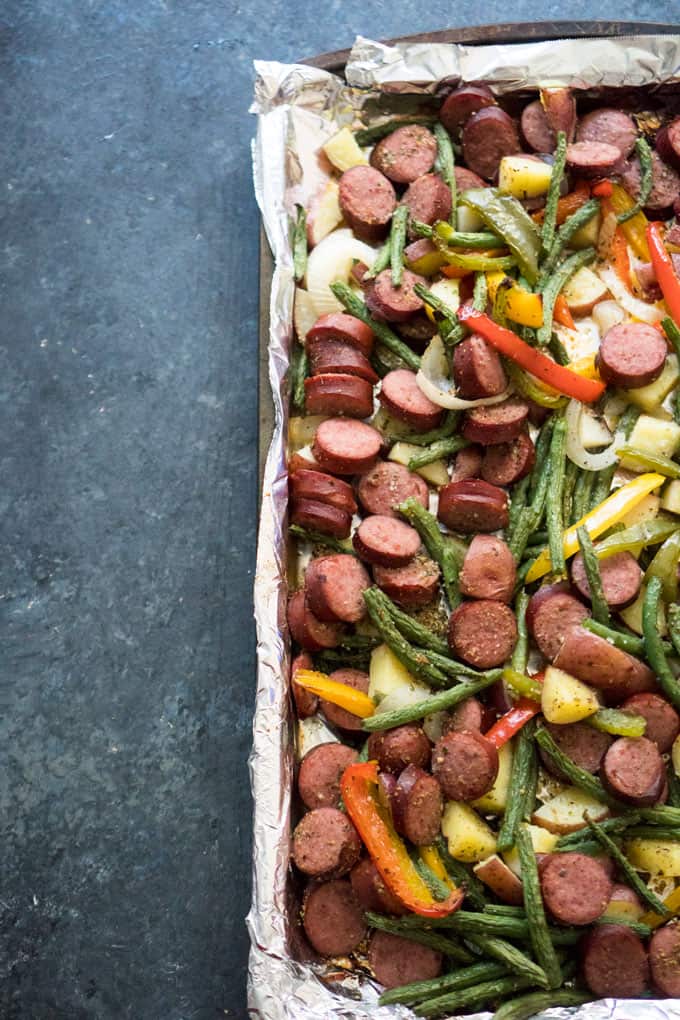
312;418;382;475
402;173;452;236
582;924;649;997
539;721;613;779
370;125;438;185
373;555;441;608
307;338;379;384
570;550;642;609
432;729;499;801
577;107;638;159
462;398;529;445
392;764;443;846
566;141;622;175
290;499;352;539
596;322;667;389
307;312;375;357
448;600;517;669
292;806;362;878
287;590;345;651
368;930;442;989
304;373;375;419
397;312;438;346
379;369;443;431
357;460;429;519
365;269;426;323
462;107;521;181
446;695;494;734
621;150;680;213
453;334;508;398
454;165;487;191
601;736;666;806
350;857;405;915
621;693;680;753
291;651;318;718
439;84;496;134
321;668;370;733
297;742;358;810
438;478;509;534
649;922;680;997
527;583;590;661
339;165;397;242
305;554;371;624
290;468;358;514
302;879;367;956
541;852;612;925
656;117;680;170
459;535;516;603
367;724;431;774
353;514;420;567
553;625;657;704
481;432;535;488
521;100;556;153
451;444;482;482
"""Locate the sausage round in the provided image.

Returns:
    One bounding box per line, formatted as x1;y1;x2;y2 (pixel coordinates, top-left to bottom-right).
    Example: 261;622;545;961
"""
290;468;358;514
302;879;367;957
577;107;638;159
373;555;441;608
454;165;487;192
367;724;431;775
298;742;359;810
307;312;375;357
649;922;680;997
320;668;370;733
350;857;405;915
292;807;362;878
540;851;613;925
307;338;379;384
438;478;509;534
566;141;622;175
582;924;649;998
366;268;427;324
305;554;371;624
338;165;397;242
304;373;375;419
621;150;680;213
353;514;421;567
453;334;508;399
570;550;642;609
448;600;517;669
521;100;556;152
601;736;666;806
446;695;494;734
527;582;590;661
656;117;680;170
621;693;680;753
291;651;319;718
462;107;521;181
290;498;352;539
481;432;535;487
432;729;499;801
459;535;516;603
540;721;613;779
402;173;452;235
379;369;444;431
553;625;657;704
368;930;443;989
392;763;443;846
287;590;345;651
596;322;667;389
462;398;529;445
451;444;482;482
439;84;496;134
357;460;429;519
396;312;438;345
312;418;382;475
370;125;438;185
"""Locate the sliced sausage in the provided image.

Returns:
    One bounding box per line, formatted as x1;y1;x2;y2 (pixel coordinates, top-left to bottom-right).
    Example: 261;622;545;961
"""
305;554;371;624
290;468;358;515
459;535;516;603
350;857;405;916
454;165;487;192
307;312;375;357
621;693;680;753
596;322;667;389
370;125;438;185
373;555;441;608
462;398;529;446
338;165;397;242
481;432;535;487
541;852;613;925
453;334;508;399
321;668;370;733
553;625;657;704
350;260;370;287
396;312;438;345
601;736;666;806
392;764;443;845
367;724;431;775
304;373;375;419
298;742;358;810
438;478;509;534
292;807;362;878
357;460;429;519
302;879;367;957
432;729;499;801
353;514;420;567
452;444;482;482
539;721;613;780
312;418;382;475
462;107;521;181
473;854;524;905
365;269;426;324
287;590;344;651
379;369;444;431
439;84;496;134
446;696;494;734
291;651;318;718
527;583;590;662
521;100;556;153
649;922;680;997
566;141;622;175
577;108;638;159
448;600;517;669
582;924;649;998
402;173;452;235
621;150;680;213
656;117;680;170
368;930;442;990
290;498;352;539
307;338;379;384
570;550;642;610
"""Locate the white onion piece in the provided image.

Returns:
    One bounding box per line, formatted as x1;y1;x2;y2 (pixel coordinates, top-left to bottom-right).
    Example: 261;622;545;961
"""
596;267;664;324
416;335;513;410
592;299;625;335
305;228;376;316
565;398;624;471
377;681;431;717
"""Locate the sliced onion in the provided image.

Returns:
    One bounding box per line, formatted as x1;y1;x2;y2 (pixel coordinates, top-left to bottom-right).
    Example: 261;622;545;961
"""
305;228;376;317
596;267;664;325
591;299;625;335
416;334;513;410
565;397;624;471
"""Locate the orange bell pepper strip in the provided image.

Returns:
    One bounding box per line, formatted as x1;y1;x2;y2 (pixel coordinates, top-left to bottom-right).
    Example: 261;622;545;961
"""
608;224;633;292
554;294;575;330
532;182;591;225
456;305;605;403
441;263;473;279
591;180;613;198
648;221;680;325
483;698;542;748
340;761;464;918
608;182;650;260
294;669;375;718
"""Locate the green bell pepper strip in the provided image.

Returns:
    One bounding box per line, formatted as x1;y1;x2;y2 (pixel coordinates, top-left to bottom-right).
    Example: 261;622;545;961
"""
433;220;505;250
644;530;680;604
616;446;680;479
291;343;308;411
586;707;646;738
593;516;679;560
459;188;541;283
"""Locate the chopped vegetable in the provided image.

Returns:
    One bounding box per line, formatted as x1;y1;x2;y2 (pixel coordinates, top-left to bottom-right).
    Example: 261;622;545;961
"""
618;137;653;224
545;416;568;574
434;122;457;222
390;204;409;287
293;668;376;717
648;220;680;325
330;281;421;370
537;248;596;346
576;525;610;624
516;823;562;988
460;188;541;283
541;130;567;256
643;577;680;710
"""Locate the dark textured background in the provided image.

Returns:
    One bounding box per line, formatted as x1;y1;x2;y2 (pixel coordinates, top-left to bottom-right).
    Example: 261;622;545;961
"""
1;3;677;1019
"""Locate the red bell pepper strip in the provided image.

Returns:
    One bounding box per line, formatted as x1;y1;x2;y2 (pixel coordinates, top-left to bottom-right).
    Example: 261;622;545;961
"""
340;761;464;918
483;698;542;748
457;305;606;403
648;221;680;325
591;180;613;198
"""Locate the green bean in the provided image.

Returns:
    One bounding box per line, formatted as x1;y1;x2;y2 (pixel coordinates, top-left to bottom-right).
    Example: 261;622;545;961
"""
594;516;677;561
571;469;595;524
408;436;469;471
669;601;680;657
585;815;670;917
391;908;581;944
587;706;646;738
354;116;437;146
365;912;474;963
618;137;653;223
439;251;517;272
537;248;596;346
511;590;530;674
577;525;610;624
497;719;537;852
590;463;617;509
289;523;355;555
363;588;448;687
412;221;504;249
419;648;504;682
667;761;680;808
315;648;371;671
415;975;538;1019
389;204;409;287
638;805;680;826
363;239;391;280
412;282;465;346
546;416;568;576
541;130;567;256
380;961;508;1008
398;497;462;608
361;673;500;731
330;281;421;370
539;198;600;282
397;410;459;447
596;916;652;938
484;904;527;917
582;618;644;655
466;935;549;990
548;331;571;366
293;204;307;281
508;476;530;536
413;855;457;902
625;825;680;841
530;418;555;501
663;316;680;425
493;989;591;1020
562;460;578;531
291;344;308;411
556;813;640;849
535;727;619;808
473;270;488;310
433;122;457;222
369;587;449;655
643;577;680;710
435;837;488;910
516;824;562;988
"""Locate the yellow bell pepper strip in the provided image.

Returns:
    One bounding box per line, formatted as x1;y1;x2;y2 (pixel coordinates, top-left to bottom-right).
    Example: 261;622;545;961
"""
485;274;575;330
418;844;457;891
607;183;650;260
525;473;666;583
568;354;601;382
457;306;606;403
640;885;680;929
294;669;375;718
648;221;680;325
340;761;464;918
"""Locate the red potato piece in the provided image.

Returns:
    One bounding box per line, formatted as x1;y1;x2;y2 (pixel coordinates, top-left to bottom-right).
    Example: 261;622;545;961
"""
596;322;667;389
577;108;638;159
287;590;345;651
462;398;529;446
370;125;438;185
474;855;524;906
350;857;406;916
305;554;371;624
432;729;499;801
289;468;358;515
527;583;590;662
292;806;362;878
338;165;397;242
462;107;521;181
601;736;666;807
373;556;441;609
620;150;680;213
368;930;442;990
353;514;421;567
649;922;680;997
298;743;359;810
541;852;613;925
656;117;680;170
451;444;482;482
365;268;427;323
367;724;431;775
439;84;496;134
553;625;657;704
446;696;494;735
453;334;508;399
307;312;375;357
621;693;680;753
304;373;375;419
582;924;649;997
521;100;556;153
402;173;452;237
302;879;367;957
379;369;443;431
290;499;352;539
392;764;443;846
357;460;429;519
541;88;576;143
539;721;613;780
312;418;382;475
307;338;379;384
320;668;370;734
437;478;509;534
566;141;622;175
570;550;642;609
481;431;535;487
459;535;516;603
291;651;318;718
448;600;517;669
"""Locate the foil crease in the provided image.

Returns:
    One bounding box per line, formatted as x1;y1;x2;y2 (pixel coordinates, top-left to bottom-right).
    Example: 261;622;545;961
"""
250;37;680;1020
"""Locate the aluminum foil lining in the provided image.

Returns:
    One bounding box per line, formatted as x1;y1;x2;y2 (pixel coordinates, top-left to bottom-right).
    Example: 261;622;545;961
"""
250;35;680;1020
